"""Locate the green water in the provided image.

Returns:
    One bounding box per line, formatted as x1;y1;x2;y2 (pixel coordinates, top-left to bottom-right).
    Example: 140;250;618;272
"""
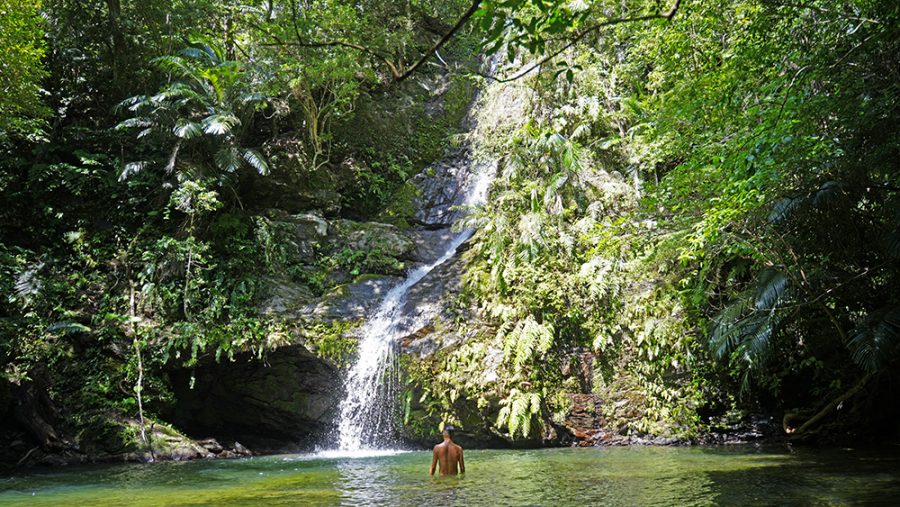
2;446;899;506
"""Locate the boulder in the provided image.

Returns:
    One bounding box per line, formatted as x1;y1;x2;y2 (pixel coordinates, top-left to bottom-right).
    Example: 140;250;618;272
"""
330;220;416;260
250;137;347;214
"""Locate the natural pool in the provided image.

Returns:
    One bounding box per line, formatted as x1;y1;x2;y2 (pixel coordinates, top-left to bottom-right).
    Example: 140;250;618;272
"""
2;445;899;506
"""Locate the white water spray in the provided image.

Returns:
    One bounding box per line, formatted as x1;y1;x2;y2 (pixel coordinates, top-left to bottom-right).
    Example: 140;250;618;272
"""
333;162;493;453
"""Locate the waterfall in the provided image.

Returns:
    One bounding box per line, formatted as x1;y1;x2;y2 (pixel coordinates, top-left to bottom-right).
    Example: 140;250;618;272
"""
331;160;494;453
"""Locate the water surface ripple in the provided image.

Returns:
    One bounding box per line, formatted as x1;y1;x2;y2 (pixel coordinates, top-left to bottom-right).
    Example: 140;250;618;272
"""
3;446;900;506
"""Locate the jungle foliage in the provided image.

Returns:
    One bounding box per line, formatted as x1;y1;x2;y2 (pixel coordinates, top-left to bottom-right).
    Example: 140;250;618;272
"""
407;0;900;442
1;0;898;456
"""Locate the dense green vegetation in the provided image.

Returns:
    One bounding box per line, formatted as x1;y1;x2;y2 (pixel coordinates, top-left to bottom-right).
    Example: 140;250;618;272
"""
1;0;899;463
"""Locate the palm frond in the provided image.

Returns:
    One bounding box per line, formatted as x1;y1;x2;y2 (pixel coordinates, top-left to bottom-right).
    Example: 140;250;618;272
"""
767;197;800;225
884;221;900;259
709;269;791;378
152;55;196;79
242;149;269;175
173;119;202;139
151;82;204;105
164;140;182;174
14;264;43;300
812;180;847;208
179;43;220;64
753;268;789;311
119;161;151;181
849;307;900;372
202;114;240;135
116;95;149;113
215;146;241;173
47;321;92;334
115;117;154;131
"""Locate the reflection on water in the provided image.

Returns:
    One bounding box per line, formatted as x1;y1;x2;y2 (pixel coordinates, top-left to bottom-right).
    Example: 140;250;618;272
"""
2;446;900;506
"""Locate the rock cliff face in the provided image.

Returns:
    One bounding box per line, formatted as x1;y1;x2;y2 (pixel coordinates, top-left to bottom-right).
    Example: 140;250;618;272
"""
167;346;340;452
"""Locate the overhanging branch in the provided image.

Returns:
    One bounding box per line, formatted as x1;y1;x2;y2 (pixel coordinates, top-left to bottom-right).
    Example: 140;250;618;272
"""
487;0;681;83
248;0;482;82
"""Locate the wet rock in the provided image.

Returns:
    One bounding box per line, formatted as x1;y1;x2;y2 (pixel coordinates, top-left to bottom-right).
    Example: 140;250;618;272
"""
563;394;605;445
330;220;415;260
233;441;251;456
300;275;401;321
197;438;224;454
258;277;315;316
167;345;341;452
252;137;347;214
407;228;458;263
412;150;495;226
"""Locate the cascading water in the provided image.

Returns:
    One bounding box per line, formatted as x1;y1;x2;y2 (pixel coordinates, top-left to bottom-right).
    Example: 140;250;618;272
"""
332;162;494;453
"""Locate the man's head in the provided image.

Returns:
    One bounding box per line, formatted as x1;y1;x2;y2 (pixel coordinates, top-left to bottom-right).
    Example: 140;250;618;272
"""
442;425;456;439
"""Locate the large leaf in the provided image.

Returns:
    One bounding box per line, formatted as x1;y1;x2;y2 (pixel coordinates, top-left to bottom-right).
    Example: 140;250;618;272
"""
119;161;151;181
47;321;92;334
173;119;202;139
242;149;269;176
215;146;241;173
202;114;240;135
849;307;900;373
115;117;153;131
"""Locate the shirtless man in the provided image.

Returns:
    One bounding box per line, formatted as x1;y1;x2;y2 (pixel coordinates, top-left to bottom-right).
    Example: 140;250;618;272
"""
429;425;465;476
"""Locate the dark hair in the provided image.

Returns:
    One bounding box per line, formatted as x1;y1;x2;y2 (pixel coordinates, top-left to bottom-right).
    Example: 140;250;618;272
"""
443;425;456;436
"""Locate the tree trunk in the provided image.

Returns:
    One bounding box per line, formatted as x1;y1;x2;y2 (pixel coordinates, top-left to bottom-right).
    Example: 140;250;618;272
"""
12;368;62;450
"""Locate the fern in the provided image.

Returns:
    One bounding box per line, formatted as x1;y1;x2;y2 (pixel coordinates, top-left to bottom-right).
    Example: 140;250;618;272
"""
496;388;544;438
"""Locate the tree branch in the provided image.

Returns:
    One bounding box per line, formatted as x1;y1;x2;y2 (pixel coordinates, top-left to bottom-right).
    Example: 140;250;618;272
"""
783;373;872;436
486;0;682;83
396;0;483;82
248;0;482;82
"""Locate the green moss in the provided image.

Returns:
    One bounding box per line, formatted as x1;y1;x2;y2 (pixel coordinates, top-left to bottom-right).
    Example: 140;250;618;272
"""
302;320;361;368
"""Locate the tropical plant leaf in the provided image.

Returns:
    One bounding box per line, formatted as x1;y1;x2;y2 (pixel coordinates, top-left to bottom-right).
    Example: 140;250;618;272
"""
767;197;800;225
115;117;153;130
812;180;846;208
119;161;151;181
709;268;791;381
116;94;148;112
47;321;92;334
242;148;269;175
164;140;182;174
215;146;241;173
752;268;789;311
202;114;240;135
152;55;195;79
173;119;202;139
849;307;900;372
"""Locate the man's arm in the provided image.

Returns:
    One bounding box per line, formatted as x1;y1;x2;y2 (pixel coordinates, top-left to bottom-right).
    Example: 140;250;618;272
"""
430;447;439;475
458;447;465;474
